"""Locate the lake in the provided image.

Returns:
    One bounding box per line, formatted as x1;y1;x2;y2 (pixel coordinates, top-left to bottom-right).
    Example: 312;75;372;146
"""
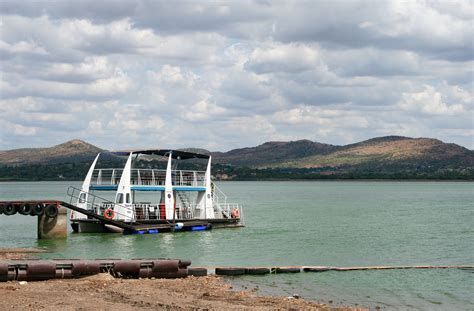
0;181;473;309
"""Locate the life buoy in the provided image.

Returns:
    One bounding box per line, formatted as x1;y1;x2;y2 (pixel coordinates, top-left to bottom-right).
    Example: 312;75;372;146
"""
231;208;240;218
104;208;115;220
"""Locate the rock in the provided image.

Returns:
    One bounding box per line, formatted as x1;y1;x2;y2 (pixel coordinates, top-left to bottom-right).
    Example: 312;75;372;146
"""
19;281;27;285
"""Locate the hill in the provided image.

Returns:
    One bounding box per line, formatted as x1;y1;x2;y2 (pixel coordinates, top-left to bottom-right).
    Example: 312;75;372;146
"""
272;136;474;170
0;140;103;166
212;139;336;167
209;136;473;180
0;136;473;180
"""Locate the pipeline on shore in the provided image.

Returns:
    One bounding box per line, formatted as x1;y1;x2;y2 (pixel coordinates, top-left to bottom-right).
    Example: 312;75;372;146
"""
1;260;472;282
0;259;191;282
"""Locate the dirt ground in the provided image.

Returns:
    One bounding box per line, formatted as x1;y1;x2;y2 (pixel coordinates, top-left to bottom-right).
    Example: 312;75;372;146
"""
0;249;365;310
0;274;368;311
0;248;48;260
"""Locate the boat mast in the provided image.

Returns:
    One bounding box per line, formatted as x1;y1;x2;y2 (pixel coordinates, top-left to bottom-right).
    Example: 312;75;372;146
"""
114;153;133;221
164;152;175;219
72;153;100;220
204;156;215;219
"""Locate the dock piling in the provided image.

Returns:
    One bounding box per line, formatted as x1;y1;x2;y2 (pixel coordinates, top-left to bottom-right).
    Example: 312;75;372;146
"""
37;205;67;239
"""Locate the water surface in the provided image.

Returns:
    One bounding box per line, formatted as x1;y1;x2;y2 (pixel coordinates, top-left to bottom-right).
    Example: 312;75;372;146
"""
0;181;472;309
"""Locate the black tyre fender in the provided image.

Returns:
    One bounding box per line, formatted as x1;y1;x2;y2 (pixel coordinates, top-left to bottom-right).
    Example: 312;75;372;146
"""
0;203;4;214
45;204;58;218
31;202;45;216
245;267;270;275
3;202;17;216
274;266;301;273
215;267;246;276
188;267;207;277
18;203;33;215
303;267;331;272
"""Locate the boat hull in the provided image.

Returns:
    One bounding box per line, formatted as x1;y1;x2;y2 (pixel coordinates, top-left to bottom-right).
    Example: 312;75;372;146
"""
71;218;243;233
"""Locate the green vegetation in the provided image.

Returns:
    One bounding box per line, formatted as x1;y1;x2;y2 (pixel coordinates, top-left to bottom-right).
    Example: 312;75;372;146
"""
0;160;472;181
213;164;474;181
0;159;125;181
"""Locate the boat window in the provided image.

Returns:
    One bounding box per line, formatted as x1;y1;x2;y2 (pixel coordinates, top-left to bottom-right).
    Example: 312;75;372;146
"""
79;193;86;203
126;193;130;203
116;193;124;203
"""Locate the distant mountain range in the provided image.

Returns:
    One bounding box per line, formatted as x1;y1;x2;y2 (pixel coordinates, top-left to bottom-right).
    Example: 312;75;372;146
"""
0;136;473;180
0;140;103;166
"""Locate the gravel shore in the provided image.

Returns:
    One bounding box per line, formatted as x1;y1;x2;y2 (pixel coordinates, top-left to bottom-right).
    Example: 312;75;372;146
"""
0;274;367;310
0;248;364;310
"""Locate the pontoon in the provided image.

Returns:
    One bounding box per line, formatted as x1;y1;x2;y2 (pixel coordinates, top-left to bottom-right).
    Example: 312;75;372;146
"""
68;150;243;233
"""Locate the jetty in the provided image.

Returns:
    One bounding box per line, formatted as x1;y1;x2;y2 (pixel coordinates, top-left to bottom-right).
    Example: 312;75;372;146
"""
0;199;225;239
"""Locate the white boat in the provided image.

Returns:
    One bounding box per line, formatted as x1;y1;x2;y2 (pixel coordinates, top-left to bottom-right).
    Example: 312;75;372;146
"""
68;149;244;234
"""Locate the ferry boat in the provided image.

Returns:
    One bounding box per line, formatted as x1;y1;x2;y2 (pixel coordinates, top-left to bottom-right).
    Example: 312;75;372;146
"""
68;150;243;233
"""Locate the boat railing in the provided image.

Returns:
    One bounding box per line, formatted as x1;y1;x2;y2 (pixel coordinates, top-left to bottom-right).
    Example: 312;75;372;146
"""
132;203;163;220
211;182;228;206
90;168;206;187
67;186;136;221
133;202;197;221
91;169;123;185
68;186;200;221
175;202;196;220
214;203;244;223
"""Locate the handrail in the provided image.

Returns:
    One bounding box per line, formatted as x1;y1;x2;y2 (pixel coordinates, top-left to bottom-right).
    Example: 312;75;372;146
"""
92;168;206;174
211;182;228;205
67;186;138;222
90;168;206;186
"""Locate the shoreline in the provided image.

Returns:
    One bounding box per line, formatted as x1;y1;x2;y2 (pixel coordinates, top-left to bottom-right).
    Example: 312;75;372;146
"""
0;249;363;310
0;274;364;311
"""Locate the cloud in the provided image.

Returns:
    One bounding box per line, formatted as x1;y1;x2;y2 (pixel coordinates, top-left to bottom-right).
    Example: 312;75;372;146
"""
245;43;321;74
13;124;37;136
271;1;474;62
0;1;473;150
398;84;466;116
182;100;227;122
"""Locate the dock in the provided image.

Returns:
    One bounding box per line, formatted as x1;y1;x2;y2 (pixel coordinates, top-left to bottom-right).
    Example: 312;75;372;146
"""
0;200;217;238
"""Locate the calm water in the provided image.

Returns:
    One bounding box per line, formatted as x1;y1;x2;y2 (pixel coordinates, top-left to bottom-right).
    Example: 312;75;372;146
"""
0;181;473;310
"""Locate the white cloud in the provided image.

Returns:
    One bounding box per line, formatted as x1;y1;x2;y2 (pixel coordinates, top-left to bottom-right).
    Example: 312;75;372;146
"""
0;40;48;56
13;124;37;136
183;100;227;121
245;42;322;74
0;1;473;150
398;85;465;116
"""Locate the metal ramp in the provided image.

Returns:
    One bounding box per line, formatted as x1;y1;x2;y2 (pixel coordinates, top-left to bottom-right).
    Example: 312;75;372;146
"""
59;200;137;231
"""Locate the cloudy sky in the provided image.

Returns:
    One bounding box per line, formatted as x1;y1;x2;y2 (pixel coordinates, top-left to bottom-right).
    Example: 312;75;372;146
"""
0;0;472;151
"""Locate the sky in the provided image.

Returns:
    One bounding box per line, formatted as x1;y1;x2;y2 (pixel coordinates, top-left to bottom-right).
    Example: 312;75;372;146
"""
0;0;473;151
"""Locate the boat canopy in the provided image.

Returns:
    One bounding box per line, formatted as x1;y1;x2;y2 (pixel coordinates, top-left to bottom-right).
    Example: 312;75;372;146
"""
111;149;210;160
